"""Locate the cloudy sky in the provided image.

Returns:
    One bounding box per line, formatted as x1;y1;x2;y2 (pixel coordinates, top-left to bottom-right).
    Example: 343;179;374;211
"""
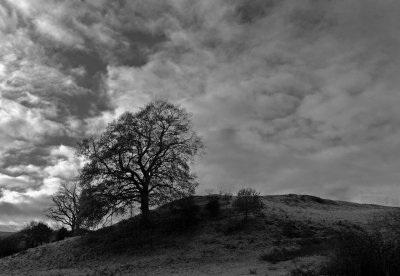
1;0;400;230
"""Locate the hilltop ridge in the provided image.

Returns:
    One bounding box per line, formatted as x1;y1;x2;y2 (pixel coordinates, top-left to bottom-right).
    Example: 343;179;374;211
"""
0;194;394;276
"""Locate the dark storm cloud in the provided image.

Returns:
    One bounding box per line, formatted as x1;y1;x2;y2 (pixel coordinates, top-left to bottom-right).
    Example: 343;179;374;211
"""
235;0;280;24
2;0;169;122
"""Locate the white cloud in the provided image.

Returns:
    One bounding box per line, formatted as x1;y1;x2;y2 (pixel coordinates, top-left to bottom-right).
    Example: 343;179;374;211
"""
0;189;25;204
45;145;83;179
25;177;61;198
0;98;64;147
0;145;83;205
6;164;42;175
34;15;84;48
49;145;76;160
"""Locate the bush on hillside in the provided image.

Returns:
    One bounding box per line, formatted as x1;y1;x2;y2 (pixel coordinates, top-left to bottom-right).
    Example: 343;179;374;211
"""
0;235;20;257
0;222;56;258
220;191;233;202
233;188;264;221
21;221;53;248
56;227;70;241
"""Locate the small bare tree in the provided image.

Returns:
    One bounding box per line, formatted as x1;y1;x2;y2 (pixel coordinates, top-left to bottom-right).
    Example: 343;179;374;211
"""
233;188;264;221
45;181;81;233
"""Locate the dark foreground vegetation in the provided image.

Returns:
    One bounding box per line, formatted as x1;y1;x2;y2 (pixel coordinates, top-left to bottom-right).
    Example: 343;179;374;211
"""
0;190;260;258
0;222;71;258
323;211;400;276
80;191;264;254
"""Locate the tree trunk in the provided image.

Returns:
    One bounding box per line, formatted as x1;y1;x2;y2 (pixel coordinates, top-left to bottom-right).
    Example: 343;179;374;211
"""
72;221;80;236
140;191;150;224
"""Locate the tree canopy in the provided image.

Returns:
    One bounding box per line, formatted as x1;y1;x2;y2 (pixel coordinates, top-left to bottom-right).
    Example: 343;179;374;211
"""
21;221;53;248
77;100;203;222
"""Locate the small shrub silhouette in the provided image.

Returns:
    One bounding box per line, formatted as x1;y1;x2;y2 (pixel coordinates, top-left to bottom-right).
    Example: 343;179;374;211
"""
220;191;233;202
56;227;70;241
233;188;263;221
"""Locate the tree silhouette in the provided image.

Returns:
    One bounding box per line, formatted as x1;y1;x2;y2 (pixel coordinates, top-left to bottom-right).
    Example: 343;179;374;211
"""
45;181;81;233
77;100;203;223
233;188;264;221
21;221;53;248
56;227;69;241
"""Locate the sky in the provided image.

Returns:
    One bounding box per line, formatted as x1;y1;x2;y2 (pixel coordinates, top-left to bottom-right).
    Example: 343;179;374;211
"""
1;0;400;231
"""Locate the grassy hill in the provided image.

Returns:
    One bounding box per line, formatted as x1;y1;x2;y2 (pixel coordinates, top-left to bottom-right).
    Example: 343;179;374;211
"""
0;194;396;276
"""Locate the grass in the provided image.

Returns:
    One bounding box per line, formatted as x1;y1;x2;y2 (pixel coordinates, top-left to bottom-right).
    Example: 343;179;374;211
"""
259;237;329;264
249;268;257;274
289;264;322;276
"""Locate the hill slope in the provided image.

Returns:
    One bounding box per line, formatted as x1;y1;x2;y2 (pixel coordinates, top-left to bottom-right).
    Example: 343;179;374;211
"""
0;194;395;276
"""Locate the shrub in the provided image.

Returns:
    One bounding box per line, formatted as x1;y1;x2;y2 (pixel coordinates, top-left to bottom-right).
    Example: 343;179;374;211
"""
56;227;70;241
0;235;19;257
219;191;233;202
259;240;323;264
21;221;53;248
205;196;220;217
233;188;264;221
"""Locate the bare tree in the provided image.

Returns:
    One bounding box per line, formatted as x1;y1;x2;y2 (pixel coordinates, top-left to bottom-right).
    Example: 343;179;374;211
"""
77;100;204;223
45;181;80;233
